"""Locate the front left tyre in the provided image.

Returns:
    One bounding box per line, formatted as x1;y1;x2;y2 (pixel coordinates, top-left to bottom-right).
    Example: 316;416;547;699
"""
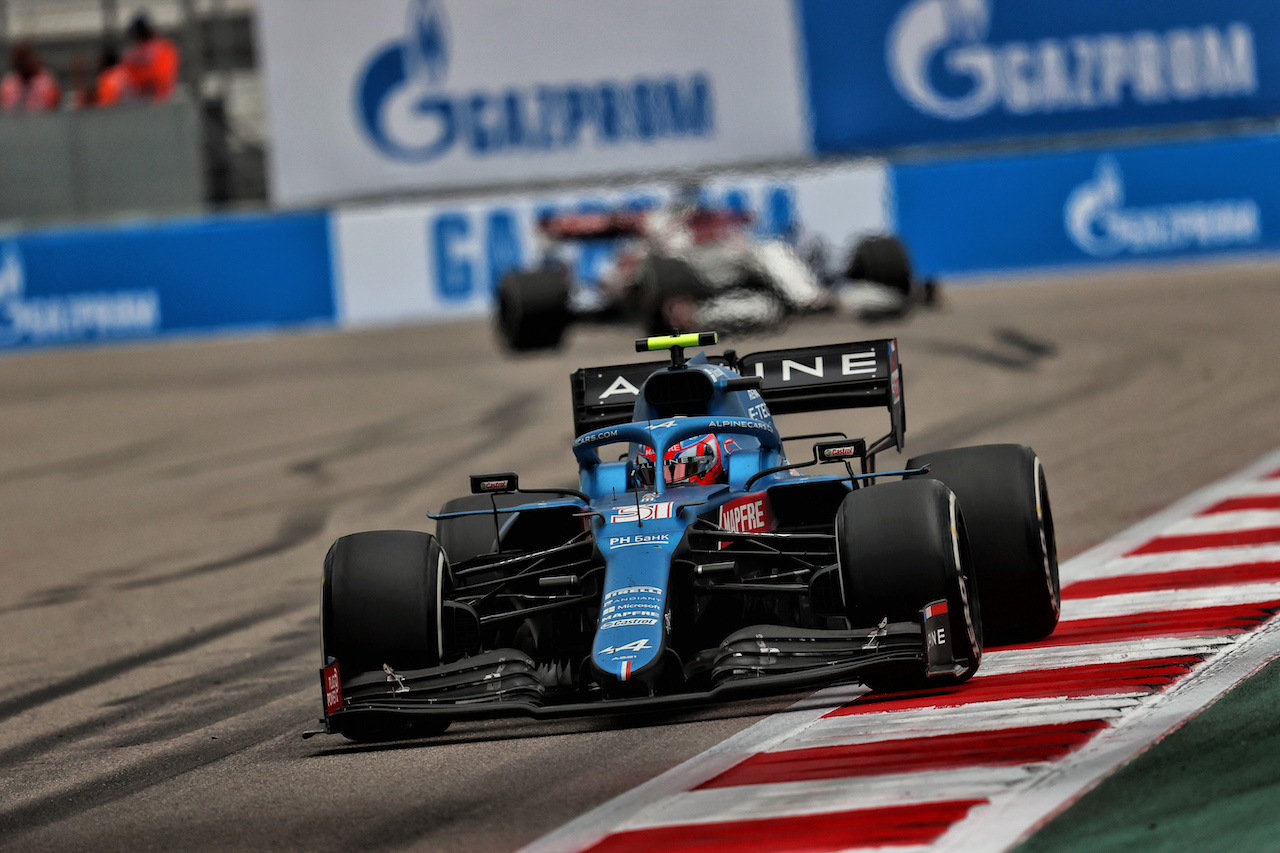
321;530;452;740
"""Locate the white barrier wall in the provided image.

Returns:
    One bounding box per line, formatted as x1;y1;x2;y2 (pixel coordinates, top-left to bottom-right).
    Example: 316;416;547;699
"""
258;0;809;206
331;162;890;327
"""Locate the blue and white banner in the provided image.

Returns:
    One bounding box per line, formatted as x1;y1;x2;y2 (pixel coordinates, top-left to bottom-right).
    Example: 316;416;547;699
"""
0;212;335;350
892;134;1280;275
800;0;1280;152
257;0;809;206
331;164;889;327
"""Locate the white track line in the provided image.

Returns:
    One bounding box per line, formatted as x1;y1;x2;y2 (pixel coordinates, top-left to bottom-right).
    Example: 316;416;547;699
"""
979;638;1234;675
1162;508;1280;534
620;766;1037;831
782;696;1134;750
1060;581;1280;620
1083;544;1280;580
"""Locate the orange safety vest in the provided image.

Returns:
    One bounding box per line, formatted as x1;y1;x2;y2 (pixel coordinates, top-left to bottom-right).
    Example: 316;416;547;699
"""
123;37;180;101
95;65;130;106
1;69;61;112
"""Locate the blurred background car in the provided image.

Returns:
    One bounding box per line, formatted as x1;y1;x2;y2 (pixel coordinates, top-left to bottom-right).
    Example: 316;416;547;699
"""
494;185;935;352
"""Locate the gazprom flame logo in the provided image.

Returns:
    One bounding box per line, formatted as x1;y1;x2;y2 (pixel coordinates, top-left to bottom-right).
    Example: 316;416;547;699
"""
356;0;714;163
0;239;161;347
1064;156;1261;257
0;241;23;302
406;0;447;87
887;0;1257;121
888;0;995;120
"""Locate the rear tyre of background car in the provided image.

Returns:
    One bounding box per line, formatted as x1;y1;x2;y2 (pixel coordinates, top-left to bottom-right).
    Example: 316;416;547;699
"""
847;234;913;298
907;444;1060;646
322;530;451;740
836;479;982;691
496;270;571;351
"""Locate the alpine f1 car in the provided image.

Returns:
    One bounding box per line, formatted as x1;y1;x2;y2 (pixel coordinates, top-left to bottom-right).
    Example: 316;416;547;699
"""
316;332;1059;741
494;197;935;352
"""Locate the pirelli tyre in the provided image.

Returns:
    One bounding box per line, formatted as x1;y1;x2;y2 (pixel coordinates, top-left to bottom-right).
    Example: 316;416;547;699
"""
847;234;913;298
907;444;1060;646
836;478;982;691
321;530;451;740
496;270;571;352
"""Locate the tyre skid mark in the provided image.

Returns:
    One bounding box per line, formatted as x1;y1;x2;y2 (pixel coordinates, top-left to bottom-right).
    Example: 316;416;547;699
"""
0;601;303;725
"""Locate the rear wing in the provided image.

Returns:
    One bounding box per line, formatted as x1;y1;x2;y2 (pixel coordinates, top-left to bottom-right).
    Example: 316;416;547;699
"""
569;339;905;451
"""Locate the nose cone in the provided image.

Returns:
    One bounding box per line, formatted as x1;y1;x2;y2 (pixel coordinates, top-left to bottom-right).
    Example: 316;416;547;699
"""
590;492;694;690
592;582;665;684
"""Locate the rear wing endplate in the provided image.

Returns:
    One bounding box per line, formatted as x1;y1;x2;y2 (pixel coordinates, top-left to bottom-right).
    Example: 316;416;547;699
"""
569;339;905;451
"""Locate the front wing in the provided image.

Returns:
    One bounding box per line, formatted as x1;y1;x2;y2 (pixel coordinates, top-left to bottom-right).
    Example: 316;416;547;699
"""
317;603;961;729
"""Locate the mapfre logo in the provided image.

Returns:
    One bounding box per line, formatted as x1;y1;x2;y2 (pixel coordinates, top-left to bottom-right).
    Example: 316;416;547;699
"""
356;0;716;162
887;0;1257;121
1064;156;1260;258
719;493;775;536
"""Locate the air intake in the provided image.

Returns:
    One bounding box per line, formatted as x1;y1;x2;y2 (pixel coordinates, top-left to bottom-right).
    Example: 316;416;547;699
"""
643;370;715;415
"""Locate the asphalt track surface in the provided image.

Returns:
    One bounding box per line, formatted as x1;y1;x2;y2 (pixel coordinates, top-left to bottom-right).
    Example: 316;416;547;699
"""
1;258;1279;852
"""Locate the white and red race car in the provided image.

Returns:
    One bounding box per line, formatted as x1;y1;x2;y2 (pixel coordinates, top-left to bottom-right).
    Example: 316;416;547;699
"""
494;199;934;352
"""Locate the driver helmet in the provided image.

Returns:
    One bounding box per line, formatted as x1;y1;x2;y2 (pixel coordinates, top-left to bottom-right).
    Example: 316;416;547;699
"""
635;434;725;487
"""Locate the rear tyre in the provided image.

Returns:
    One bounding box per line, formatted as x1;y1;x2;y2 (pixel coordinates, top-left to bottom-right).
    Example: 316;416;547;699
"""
836;479;982;691
907;445;1059;645
322;530;451;740
496;271;570;352
847;234;912;298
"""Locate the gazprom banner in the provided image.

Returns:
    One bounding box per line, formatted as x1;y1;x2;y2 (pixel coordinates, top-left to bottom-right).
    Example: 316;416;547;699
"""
892;134;1280;276
257;0;809;207
800;0;1280;151
332;164;889;327
0;213;334;350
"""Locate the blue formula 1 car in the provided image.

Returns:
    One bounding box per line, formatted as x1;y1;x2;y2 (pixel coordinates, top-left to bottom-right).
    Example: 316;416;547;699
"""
315;333;1060;741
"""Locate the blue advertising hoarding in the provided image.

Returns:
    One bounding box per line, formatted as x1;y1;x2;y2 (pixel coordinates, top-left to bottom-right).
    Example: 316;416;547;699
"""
892;133;1280;276
0;211;335;350
799;0;1280;152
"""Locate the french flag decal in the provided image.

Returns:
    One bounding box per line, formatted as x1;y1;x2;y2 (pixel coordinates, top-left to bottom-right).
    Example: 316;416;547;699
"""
620;661;632;681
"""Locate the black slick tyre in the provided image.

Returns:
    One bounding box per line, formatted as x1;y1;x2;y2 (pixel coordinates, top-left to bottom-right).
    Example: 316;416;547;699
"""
847;234;913;298
496;271;570;351
321;530;451;740
907;444;1060;646
835;478;982;691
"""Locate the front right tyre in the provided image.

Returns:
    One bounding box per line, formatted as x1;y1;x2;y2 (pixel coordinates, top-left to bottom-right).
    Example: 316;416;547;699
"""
836;479;982;691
